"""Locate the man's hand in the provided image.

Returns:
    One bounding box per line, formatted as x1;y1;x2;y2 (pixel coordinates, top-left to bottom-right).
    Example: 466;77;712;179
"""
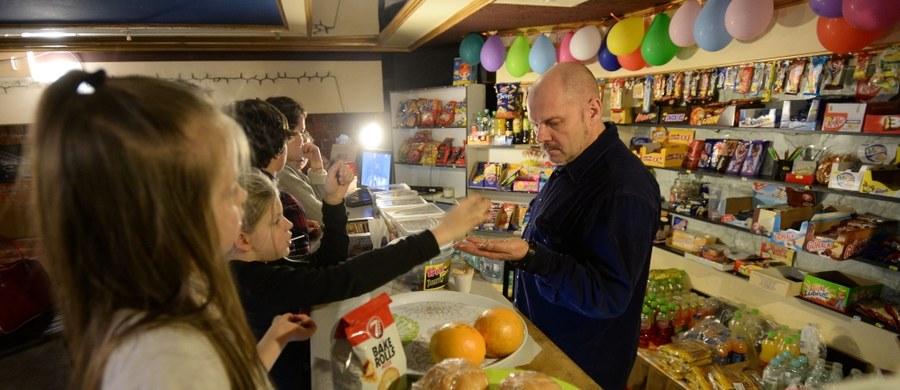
453;236;529;262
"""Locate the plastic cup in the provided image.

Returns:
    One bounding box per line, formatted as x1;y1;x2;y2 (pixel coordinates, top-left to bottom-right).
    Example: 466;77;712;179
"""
450;266;475;293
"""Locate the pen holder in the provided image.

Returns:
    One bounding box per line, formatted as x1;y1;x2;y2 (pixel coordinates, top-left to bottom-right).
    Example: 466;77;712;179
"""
773;160;793;181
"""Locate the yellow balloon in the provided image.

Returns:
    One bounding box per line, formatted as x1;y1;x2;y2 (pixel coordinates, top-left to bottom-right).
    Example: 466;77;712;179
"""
607;17;645;56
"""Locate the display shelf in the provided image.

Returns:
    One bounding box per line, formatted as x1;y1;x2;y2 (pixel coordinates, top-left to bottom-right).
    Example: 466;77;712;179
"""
850;256;900;273
794;296;900;335
620;122;900;138
392;126;466;131
467;144;539;149
393;161;466;170
662;203;754;234
653;166;900;203
467;186;539;195
634;349;692;390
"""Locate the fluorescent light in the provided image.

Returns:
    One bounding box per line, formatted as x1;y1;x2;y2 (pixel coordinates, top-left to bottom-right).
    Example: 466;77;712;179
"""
22;32;76;38
27;51;84;84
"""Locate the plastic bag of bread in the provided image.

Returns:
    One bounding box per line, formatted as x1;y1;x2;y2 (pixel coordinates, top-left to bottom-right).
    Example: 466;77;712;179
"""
498;371;562;390
411;358;488;390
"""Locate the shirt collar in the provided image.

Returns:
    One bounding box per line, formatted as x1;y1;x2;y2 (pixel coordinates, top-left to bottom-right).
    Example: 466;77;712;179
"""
558;122;619;183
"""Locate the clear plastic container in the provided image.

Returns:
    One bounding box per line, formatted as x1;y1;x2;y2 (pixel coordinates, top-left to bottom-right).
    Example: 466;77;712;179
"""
397;245;453;291
395;217;442;237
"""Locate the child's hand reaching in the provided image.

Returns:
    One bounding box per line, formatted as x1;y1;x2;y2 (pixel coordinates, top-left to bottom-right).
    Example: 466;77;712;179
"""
257;313;318;370
323;160;353;205
430;195;493;246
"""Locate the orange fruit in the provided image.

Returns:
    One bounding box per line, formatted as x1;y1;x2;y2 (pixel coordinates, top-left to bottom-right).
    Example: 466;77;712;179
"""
429;322;486;365
473;307;525;358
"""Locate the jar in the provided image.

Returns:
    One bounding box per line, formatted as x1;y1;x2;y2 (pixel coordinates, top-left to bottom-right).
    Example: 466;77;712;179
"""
398;245;454;291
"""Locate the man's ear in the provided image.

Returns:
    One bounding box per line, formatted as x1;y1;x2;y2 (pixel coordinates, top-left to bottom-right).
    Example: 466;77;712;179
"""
234;232;254;252
587;97;603;124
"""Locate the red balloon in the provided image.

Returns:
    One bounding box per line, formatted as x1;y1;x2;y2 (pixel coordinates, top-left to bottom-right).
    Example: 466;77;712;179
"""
618;47;648;71
816;16;887;54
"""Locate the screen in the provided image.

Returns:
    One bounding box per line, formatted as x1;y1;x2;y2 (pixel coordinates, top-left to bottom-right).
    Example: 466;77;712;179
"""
360;150;392;189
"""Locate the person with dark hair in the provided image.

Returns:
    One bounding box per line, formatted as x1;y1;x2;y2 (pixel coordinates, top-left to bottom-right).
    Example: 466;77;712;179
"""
265;96;327;224
226;99;316;256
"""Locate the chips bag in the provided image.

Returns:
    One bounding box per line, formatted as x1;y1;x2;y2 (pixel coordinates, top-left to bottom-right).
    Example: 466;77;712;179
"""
331;293;407;390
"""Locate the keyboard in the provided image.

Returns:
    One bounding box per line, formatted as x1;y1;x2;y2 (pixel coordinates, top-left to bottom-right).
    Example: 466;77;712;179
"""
345;188;372;207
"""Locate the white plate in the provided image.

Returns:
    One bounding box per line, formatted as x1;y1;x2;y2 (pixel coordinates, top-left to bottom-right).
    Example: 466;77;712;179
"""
389;290;528;376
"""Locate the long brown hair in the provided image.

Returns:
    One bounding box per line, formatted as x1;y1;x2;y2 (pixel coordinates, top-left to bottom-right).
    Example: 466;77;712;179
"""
27;71;268;389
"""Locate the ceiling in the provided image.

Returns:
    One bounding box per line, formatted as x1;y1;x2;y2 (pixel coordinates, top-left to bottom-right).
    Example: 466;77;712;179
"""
0;0;693;53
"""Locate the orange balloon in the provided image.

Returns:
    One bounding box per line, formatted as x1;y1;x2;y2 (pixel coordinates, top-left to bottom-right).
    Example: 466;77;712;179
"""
816;16;887;54
618;46;648;71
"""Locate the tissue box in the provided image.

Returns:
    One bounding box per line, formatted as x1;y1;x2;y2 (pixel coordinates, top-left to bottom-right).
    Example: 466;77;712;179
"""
749;266;805;297
801;271;883;313
823;103;866;132
739;108;780;128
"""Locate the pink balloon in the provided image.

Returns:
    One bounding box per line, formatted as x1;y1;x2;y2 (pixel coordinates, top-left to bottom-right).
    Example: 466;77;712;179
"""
557;31;577;63
725;0;774;40
670;0;702;47
843;0;900;31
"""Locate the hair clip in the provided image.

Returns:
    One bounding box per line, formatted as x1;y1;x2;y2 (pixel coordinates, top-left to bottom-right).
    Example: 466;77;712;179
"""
76;69;107;95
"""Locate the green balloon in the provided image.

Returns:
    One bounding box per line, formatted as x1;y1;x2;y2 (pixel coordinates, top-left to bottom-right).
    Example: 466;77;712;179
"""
505;35;532;78
459;33;484;65
641;13;679;66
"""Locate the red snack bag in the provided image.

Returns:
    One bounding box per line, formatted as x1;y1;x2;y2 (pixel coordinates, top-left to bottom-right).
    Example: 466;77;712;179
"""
418;99;441;127
438;101;457;127
332;293;407;390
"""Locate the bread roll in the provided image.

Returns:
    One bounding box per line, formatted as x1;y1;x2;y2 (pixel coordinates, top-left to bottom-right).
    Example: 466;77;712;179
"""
412;358;488;390
498;371;562;390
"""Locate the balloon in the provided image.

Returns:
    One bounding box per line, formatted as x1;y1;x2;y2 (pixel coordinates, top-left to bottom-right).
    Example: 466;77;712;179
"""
505;35;532;77
570;25;603;61
459;33;484;65
642;13;679;66
529;34;556;74
557;31;577;63
480;35;506;72
618;47;647;71
809;0;842;18
725;0;774;40
843;0;900;31
598;35;621;71
607;17;645;55
670;0;702;47
694;0;734;52
816;16;887;54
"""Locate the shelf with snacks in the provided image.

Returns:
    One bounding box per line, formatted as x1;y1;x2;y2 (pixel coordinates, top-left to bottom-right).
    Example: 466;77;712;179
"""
620;122;900;138
389;84;486;200
652;166;900;203
466;143;540;150
467;186;538;195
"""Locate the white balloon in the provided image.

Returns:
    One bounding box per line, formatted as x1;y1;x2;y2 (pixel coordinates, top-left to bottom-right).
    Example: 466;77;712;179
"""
569;25;603;61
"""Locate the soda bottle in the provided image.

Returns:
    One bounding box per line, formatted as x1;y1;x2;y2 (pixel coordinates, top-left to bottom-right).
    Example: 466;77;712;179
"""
759;331;780;366
655;304;674;346
639;306;654;348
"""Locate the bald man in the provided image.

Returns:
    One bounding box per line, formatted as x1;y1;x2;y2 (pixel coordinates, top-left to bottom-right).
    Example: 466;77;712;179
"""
455;62;660;389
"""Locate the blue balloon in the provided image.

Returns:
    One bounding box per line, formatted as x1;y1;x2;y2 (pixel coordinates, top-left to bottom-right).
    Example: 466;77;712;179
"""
528;34;556;74
459;33;484;65
481;35;506;72
694;0;733;52
598;35;621;72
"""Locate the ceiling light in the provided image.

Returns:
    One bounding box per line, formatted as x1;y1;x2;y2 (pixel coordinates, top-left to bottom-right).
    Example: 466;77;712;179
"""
22;32;76;38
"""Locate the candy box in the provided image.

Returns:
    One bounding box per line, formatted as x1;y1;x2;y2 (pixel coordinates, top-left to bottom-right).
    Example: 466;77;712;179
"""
827;162;866;191
734;258;786;277
862;100;900;134
670;230;717;253
801;271;883;313
805;213;897;260
633;107;660;124
780;99;822;131
611;108;633;124
640;143;688;168
751;204;820;237
690;104;736;126
660;105;692;124
822;103;866;132
859;165;900;198
739;108;780;128
749;266;805;297
760;241;796;265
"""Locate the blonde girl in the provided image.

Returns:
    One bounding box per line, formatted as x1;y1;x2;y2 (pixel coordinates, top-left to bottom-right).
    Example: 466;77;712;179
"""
28;70;305;389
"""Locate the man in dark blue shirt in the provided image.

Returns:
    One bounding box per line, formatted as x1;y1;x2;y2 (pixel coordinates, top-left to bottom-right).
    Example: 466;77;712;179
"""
455;62;660;389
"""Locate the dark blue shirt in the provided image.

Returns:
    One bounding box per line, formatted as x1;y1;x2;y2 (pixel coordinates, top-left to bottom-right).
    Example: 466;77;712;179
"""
517;123;660;390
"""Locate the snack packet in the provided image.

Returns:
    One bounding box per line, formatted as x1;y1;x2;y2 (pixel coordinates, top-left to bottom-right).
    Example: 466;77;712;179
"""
495;83;520;119
331;293;407;390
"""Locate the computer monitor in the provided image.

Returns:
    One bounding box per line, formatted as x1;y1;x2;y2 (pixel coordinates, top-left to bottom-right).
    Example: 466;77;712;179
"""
359;150;392;189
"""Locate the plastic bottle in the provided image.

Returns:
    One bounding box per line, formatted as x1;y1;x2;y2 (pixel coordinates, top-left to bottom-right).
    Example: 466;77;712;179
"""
762;355;785;390
783;357;807;386
730;335;748;363
714;339;732;365
745;308;762;344
729;311;745;335
639;307;654;348
829;362;844;384
787;336;801;358
804;358;830;389
655;304;674;346
759;331;780;366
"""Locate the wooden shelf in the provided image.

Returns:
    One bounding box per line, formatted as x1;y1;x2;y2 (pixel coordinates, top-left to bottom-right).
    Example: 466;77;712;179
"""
620;122;900;138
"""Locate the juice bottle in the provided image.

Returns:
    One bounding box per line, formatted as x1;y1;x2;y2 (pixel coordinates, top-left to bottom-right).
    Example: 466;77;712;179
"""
672;303;689;333
730;336;748;363
639;307;654;348
713;339;732;365
759;331;779;366
655;304;674;346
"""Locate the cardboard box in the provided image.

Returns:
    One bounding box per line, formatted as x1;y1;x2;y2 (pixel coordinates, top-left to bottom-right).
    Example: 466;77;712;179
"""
685;252;733;271
801;271;883;313
862;101;900;134
780;99;822;130
660;106;691;124
670;230;717;253
828;163;866;191
611;108;633;124
751;205;820;237
749;266;805;297
801;206;854;259
734;259;787;277
739;108;780;128
640;143;688;168
760;241;796;265
633;107;660;124
667;129;695;145
804;212;897;260
859;164;900;198
823;103;866;132
723;197;753;215
690;104;738;126
857;143;899;165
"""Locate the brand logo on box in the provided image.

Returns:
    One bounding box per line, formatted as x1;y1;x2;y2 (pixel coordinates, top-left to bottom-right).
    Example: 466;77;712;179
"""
366;317;385;339
635;112;657;122
805;240;833;251
823;113;848;131
772;231;802;242
664;113;686;122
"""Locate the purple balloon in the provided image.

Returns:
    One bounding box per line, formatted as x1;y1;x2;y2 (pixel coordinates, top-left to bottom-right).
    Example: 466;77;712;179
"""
809;0;842;18
598;36;621;72
480;35;506;72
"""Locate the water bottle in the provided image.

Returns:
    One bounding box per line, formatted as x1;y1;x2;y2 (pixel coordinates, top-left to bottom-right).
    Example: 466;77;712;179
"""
783;357;807;386
829;362;844;384
762;356;785;390
804;358;830;389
